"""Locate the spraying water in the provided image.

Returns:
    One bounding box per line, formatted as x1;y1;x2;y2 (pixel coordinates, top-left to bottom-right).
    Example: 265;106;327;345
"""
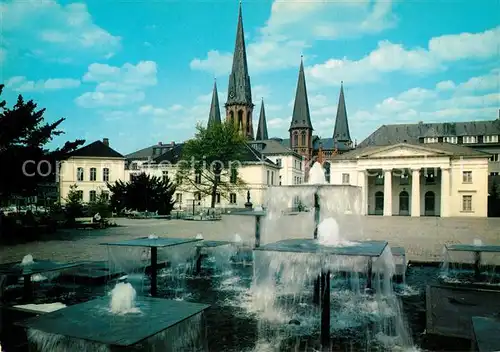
308;163;328;185
109;282;140;314
317;218;357;247
21;254;34;266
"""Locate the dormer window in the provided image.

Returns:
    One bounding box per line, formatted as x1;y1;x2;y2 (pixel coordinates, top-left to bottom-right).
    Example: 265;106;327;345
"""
484;135;498;143
444;136;457;144
463;136;477;144
424;137;438;143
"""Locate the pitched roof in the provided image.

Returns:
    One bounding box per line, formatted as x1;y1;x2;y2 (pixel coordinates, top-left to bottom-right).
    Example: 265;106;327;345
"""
289;58;313;130
359;119;500;147
69;140;124;158
250;139;301;157
226;3;253;107
333;82;351;143
256;100;269;140
208;80;221;127
150;142;279;168
331;142;490;161
277;136;352;152
125;143;175;161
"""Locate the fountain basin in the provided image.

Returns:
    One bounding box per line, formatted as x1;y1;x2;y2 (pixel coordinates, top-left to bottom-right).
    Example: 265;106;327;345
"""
16;297;210;349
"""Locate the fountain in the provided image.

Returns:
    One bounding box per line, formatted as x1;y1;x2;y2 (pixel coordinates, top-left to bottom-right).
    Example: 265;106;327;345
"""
247;161;413;350
426;239;500;343
16;282;211;351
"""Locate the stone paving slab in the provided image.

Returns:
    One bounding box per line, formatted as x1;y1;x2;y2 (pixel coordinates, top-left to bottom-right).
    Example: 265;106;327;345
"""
1;216;500;265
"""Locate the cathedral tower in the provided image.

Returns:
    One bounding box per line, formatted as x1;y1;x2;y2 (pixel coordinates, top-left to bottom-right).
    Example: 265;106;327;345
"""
225;3;254;139
289;57;314;164
333;81;352;147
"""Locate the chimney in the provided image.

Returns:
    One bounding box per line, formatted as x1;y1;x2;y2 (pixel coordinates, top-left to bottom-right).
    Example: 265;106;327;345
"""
158;142;162;146
171;141;175;146
103;138;109;147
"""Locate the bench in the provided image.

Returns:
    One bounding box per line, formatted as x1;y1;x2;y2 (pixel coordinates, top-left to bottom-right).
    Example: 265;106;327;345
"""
74;217;102;229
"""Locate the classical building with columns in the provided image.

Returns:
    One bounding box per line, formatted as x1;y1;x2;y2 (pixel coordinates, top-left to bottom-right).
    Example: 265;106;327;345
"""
329;142;490;217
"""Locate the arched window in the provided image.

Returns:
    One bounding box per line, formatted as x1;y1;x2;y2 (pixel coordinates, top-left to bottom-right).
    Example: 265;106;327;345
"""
230;110;234;124
238;110;243;130
301;131;306;146
425;191;435;215
399;191;409;214
246;111;251;133
375;191;384;215
293;132;298;147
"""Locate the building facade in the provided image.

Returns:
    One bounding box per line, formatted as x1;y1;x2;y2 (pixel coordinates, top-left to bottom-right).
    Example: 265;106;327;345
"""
59;139;125;203
329;143;490;217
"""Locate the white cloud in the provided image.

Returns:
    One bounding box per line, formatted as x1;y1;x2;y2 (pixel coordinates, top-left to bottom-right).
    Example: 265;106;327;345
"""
75;61;158;108
1;0;121;61
307;26;500;87
6;76;81;92
190;0;395;75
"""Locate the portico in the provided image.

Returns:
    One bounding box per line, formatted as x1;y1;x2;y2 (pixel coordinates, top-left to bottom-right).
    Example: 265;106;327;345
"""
329;143;490;218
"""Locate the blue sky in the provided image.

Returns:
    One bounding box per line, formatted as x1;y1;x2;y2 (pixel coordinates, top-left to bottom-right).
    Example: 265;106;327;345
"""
1;0;499;155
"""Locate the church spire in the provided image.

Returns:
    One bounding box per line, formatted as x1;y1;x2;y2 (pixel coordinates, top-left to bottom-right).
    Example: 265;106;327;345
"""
289;56;313;131
208;79;221;127
333;81;352;143
256;99;269;140
226;2;252;107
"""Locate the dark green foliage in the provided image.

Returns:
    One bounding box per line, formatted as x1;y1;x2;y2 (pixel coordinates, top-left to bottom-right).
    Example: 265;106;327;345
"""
88;191;112;219
0;84;84;201
108;172;176;215
65;184;83;219
488;178;500;217
178;121;247;208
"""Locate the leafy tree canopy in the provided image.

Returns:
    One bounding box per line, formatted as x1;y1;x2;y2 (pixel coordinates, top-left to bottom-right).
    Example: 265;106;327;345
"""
178;121;248;207
0;84;84;200
108;172;176;215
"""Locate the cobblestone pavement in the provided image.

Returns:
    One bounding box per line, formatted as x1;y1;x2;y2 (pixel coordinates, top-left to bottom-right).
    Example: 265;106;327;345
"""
1;216;499;264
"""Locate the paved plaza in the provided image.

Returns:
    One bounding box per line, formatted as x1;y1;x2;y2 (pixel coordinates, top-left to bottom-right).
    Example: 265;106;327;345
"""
1;216;499;264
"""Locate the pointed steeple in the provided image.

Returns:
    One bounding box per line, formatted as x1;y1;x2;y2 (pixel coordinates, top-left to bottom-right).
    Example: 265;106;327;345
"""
256;99;269;140
333;81;352;143
208;79;221;127
226;2;253;107
289;57;313;131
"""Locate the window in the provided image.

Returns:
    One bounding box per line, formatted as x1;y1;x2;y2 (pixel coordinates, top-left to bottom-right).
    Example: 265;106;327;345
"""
194;171;202;184
101;191;109;201
342;173;350;184
375;173;384;185
491;172;499;176
90;168;96;181
444;136;457;144
491;154;499;162
462;195;472;212
76;190;83;201
463;136;477;144
175;193;182;203
293;132;298;147
215;173;221;183
77;167;84;181
103;168;110;182
424;137;438;143
267;170;270;185
162;170;169;183
276;158;282;167
229;193;237;204
175;173;182;184
89;190;97;202
230;168;237;184
484;135;498;143
301;132;306;146
279;175;282;185
216;193;221;204
195;192;202;201
130;162;139;170
462;171;472;183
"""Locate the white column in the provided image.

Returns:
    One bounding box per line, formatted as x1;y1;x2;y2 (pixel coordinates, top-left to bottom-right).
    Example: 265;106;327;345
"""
411;168;421;217
440;167;450;217
358;170;368;215
383;169;392;216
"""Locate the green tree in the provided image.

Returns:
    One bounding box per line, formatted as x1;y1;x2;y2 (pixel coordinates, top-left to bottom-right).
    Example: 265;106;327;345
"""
108;172;176;215
88;191;112;219
177;121;247;208
65;184;83;219
0;84;84;201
